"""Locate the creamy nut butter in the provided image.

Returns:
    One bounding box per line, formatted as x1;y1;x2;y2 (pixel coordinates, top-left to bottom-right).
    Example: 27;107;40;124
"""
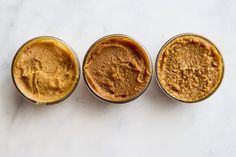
83;35;152;103
12;36;80;104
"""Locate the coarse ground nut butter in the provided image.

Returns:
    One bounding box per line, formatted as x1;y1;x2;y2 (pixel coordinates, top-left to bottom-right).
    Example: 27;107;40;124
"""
83;35;152;103
12;37;79;104
157;34;224;102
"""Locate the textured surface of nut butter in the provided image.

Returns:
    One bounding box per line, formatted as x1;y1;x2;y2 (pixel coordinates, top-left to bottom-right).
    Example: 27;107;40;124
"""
12;37;79;104
84;35;152;102
157;34;224;102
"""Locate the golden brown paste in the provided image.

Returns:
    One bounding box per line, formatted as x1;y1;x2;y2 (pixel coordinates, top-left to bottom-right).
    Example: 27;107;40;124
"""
84;35;152;102
12;37;79;104
157;35;224;102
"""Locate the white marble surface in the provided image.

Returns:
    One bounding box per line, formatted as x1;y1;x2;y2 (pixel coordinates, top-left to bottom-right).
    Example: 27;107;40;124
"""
0;0;235;156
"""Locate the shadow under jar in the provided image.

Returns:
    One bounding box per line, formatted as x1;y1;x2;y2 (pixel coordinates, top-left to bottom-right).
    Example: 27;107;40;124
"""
156;33;224;103
12;36;80;105
83;34;152;103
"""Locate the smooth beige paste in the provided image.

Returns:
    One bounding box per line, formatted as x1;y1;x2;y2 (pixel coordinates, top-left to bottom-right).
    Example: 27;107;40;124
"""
13;38;78;104
157;35;224;102
84;35;151;102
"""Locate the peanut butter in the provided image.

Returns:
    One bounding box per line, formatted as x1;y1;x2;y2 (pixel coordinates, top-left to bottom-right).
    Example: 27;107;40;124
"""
84;35;152;102
12;37;79;104
157;34;224;102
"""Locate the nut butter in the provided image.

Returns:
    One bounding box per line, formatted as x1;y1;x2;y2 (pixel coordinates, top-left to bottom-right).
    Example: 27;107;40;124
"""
12;36;80;104
156;34;224;103
83;34;152;103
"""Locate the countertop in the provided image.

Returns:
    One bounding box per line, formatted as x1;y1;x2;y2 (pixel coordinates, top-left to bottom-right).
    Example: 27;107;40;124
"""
0;0;235;157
